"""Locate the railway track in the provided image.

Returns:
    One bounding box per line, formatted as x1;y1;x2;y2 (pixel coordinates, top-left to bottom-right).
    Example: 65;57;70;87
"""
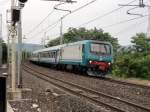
45;67;150;90
27;62;150;90
104;77;150;90
23;64;150;112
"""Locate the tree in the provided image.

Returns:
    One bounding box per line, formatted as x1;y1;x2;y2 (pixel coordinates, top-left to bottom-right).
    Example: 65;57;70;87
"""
131;33;150;53
0;39;7;64
113;33;150;79
47;27;119;52
47;38;60;47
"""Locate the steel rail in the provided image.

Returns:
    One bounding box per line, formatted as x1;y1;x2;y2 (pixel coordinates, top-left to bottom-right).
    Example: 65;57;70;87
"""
104;77;150;90
23;65;126;112
23;64;150;112
49;66;150;90
37;65;150;90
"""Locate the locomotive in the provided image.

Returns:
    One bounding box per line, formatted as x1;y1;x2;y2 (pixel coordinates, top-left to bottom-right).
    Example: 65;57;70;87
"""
30;40;113;77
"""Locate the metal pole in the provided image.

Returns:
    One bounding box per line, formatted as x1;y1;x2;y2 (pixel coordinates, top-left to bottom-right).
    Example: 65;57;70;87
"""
43;32;46;48
60;17;63;45
147;1;150;37
7;25;11;77
11;26;16;91
17;2;22;88
0;14;2;66
6;9;11;83
11;0;16;91
42;38;44;48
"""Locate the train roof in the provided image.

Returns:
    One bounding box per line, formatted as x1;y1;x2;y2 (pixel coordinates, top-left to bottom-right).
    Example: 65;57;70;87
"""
33;44;64;53
33;40;112;54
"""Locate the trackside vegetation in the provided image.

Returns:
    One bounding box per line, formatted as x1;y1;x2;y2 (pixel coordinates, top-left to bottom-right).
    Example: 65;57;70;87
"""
47;28;150;80
113;33;150;79
0;39;7;64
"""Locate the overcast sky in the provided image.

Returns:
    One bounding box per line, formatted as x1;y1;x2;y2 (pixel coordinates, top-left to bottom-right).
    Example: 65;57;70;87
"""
0;0;149;45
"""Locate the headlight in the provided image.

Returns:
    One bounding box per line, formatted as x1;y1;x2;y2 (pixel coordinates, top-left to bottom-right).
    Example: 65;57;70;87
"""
89;60;92;64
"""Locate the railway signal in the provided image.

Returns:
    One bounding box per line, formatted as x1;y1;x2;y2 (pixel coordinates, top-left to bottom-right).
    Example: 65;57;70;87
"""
11;8;20;26
18;0;28;3
10;0;29;97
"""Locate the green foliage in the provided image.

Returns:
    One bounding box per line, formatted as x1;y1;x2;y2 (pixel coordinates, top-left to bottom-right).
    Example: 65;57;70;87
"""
0;39;7;64
113;33;150;80
47;38;60;47
47;27;119;52
131;33;150;52
113;53;150;79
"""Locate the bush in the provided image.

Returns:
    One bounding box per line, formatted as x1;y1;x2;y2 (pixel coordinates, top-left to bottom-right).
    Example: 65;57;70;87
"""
113;53;150;79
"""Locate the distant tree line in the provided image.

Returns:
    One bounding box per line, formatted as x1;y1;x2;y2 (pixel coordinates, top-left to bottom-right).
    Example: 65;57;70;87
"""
47;27;119;52
0;39;7;64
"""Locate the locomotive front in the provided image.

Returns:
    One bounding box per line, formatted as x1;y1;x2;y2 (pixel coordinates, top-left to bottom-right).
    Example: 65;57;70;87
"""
86;41;113;76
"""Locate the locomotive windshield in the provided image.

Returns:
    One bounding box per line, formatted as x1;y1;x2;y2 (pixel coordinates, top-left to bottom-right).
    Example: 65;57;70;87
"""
90;43;111;55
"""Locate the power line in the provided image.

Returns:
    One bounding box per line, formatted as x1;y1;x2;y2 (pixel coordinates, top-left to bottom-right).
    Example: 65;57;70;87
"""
102;14;148;29
63;0;97;18
27;0;97;39
43;0;141;39
26;9;55;36
114;18;146;36
34;20;59;37
44;0;97;31
76;0;137;28
53;14;148;37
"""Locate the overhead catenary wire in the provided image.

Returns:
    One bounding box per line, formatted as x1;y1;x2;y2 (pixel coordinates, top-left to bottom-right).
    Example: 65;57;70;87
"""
114;17;146;36
29;19;60;38
26;0;139;43
63;0;97;18
33;20;59;37
42;0;142;39
76;0;137;28
52;14;148;37
26;9;55;36
27;0;98;38
102;14;148;29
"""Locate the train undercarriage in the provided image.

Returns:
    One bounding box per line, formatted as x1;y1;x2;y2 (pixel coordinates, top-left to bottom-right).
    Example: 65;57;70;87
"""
30;60;111;77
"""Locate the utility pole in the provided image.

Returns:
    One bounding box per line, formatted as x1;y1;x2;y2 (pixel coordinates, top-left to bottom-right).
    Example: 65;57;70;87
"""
6;9;11;81
60;17;63;45
44;32;46;47
147;0;150;37
7;24;11;77
11;0;16;91
0;14;2;67
17;2;23;88
42;0;76;45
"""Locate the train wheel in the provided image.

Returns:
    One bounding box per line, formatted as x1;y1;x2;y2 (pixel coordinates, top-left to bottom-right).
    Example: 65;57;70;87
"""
87;68;106;78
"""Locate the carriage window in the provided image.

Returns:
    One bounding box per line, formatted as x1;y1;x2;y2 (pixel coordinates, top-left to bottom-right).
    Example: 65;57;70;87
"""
91;43;111;55
45;52;49;58
49;52;54;58
40;52;49;58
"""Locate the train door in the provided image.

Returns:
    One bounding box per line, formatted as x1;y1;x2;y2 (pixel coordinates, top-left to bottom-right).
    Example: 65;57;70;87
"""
56;50;60;63
38;53;40;62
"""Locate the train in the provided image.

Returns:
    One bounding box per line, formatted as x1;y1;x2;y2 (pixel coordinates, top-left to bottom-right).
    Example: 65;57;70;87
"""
30;40;113;77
